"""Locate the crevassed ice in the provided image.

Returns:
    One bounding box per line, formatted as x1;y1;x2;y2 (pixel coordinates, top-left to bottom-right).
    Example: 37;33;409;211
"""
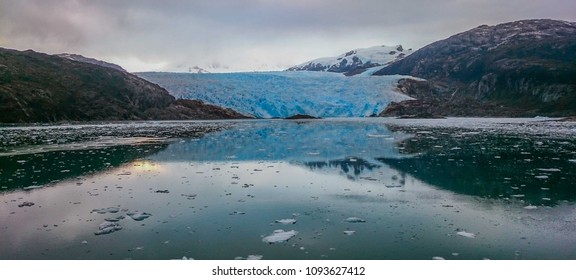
137;71;414;118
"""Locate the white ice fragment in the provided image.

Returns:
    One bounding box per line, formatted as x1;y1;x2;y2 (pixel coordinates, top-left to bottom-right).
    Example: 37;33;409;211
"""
524;205;538;210
535;175;549;179
456;231;476;238
344;217;366;223
511;194;525;198
275;219;297;225
569;159;576;163
432;257;445;260
262;229;298;244
247;255;263;260
343;230;356;236
538;168;561;172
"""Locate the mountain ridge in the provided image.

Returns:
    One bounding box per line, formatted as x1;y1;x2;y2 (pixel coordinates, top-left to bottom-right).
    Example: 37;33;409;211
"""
374;19;576;117
0;47;247;123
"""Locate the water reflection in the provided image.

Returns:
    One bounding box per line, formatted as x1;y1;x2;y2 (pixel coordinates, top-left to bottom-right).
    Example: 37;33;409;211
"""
0;144;168;192
149;120;410;162
379;129;576;206
1;119;576;260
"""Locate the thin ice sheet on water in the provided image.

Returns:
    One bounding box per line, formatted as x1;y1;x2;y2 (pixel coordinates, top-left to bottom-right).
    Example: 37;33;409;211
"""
262;230;298;244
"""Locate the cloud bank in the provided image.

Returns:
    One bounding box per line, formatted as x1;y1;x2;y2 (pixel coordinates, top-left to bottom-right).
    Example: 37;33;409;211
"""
1;0;575;72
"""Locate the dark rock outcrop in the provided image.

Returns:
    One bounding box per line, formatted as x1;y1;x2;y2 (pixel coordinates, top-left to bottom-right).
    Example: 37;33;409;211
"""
0;48;248;123
376;19;576;117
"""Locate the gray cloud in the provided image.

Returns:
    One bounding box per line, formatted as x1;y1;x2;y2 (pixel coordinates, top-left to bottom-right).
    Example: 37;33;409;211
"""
1;0;575;72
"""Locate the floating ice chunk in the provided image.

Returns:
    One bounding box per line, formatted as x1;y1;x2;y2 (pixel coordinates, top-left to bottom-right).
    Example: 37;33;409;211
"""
95;222;122;235
262;229;298;244
343;230;356;236
456;231;476;238
511;194;525;198
127;211;152;221
538;168;561;172
247;255;263;260
432;257;445;260
275;219;297;225
569;159;576;163
524;205;538;210
344;217;366;223
535;175;549;179
23;185;44;190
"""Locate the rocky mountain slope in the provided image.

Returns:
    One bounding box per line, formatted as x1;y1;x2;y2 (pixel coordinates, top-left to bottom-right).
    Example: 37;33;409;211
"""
0;48;247;123
375;19;576;117
287;45;412;76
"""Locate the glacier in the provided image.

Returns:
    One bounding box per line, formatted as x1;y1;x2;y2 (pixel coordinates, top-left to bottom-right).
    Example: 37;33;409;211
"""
137;71;415;118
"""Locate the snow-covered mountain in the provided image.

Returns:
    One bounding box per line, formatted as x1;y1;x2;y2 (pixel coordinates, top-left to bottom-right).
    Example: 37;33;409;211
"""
138;71;415;118
287;45;412;75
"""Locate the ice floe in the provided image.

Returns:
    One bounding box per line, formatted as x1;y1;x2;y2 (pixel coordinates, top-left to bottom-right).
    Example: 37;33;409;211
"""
456;231;476;238
538;168;561;172
127;211;152;221
343;230;356;236
344;217;366;223
524;205;538;210
275;219;297;225
262;229;298;244
94;221;122;235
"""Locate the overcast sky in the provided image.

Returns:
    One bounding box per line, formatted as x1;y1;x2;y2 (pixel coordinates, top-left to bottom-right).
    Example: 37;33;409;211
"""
1;0;575;72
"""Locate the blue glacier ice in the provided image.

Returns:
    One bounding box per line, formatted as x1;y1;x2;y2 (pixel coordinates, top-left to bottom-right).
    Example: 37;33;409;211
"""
137;71;414;118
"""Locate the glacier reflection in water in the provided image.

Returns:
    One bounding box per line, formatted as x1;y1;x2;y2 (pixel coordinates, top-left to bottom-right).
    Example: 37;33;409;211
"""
1;118;576;260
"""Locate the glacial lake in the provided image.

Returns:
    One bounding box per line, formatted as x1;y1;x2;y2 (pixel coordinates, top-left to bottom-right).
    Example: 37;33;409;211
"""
1;118;576;260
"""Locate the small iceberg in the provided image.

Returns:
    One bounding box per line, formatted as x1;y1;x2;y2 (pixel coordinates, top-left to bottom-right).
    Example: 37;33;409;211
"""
262;229;298;244
275;219;297;225
524;205;538;210
343;230;356;236
344;217;366;223
127;211;152;221
456;231;476;238
432;256;445;260
95;222;122;235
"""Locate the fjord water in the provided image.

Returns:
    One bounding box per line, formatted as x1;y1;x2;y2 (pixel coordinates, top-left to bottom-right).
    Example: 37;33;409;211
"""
1;118;576;260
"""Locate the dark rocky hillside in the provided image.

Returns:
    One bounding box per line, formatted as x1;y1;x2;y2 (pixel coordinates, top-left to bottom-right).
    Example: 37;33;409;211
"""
376;19;576;117
0;48;247;123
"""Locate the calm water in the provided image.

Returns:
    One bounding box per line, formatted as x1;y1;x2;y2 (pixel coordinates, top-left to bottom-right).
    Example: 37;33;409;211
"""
1;118;576;260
